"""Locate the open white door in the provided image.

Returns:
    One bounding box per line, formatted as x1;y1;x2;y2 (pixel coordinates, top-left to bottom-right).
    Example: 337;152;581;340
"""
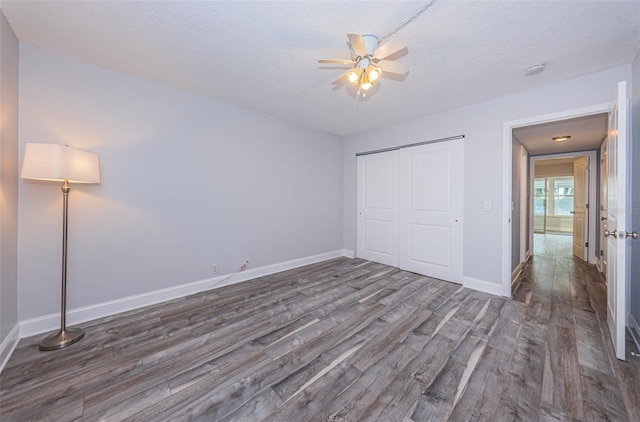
356;152;399;267
573;156;588;260
605;81;628;361
398;140;464;283
599;141;608;275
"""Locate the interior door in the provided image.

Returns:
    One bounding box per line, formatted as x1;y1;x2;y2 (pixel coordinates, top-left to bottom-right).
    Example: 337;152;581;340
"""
606;81;628;361
398;139;464;283
573;157;588;260
356;152;399;267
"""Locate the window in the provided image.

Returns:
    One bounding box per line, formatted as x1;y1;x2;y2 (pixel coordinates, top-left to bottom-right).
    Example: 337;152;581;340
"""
534;178;546;215
533;176;574;233
553;178;574;216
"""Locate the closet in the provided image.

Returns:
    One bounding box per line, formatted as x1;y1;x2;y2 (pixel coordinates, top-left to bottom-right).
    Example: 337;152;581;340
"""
356;138;464;284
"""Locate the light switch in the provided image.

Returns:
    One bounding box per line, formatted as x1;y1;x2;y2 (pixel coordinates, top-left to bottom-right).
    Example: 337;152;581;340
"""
483;201;492;212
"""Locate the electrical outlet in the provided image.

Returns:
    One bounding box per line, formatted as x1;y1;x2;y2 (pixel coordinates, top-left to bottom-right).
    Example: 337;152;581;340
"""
212;264;218;274
240;258;250;271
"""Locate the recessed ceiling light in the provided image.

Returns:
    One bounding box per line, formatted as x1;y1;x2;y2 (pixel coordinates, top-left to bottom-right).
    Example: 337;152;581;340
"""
525;63;547;76
552;135;571;142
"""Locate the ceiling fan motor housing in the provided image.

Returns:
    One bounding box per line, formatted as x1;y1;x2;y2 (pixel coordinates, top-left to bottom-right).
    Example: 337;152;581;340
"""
349;34;379;59
358;57;371;69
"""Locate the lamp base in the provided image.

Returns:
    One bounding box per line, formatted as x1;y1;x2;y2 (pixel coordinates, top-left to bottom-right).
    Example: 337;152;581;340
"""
39;327;85;351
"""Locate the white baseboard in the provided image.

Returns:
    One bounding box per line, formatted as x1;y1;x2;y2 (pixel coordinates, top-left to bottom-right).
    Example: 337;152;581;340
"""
0;324;20;375
463;276;503;297
20;249;346;338
525;249;532;262
341;249;355;258
628;313;640;352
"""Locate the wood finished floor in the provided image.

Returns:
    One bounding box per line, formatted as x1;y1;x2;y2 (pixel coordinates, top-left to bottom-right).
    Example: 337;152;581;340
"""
1;235;639;421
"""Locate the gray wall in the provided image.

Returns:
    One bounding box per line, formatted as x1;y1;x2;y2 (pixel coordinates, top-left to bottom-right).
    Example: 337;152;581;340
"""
0;11;19;342
631;49;640;329
17;44;344;321
342;65;631;288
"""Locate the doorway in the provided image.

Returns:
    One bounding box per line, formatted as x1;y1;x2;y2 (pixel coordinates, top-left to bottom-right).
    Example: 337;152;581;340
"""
503;82;631;361
530;154;591;263
504;110;606;298
528;151;597;265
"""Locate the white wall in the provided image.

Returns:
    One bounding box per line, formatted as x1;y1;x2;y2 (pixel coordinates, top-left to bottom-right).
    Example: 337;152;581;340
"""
17;44;343;321
0;11;19;346
343;65;631;290
535;161;574;177
631;49;640;329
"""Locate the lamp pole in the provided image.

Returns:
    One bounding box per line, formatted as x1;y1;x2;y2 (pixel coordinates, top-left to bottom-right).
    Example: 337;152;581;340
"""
39;180;85;351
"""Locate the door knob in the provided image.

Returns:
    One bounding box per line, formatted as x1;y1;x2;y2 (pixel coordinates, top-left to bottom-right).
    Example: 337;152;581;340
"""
626;231;639;239
570;211;575;214
604;229;617;237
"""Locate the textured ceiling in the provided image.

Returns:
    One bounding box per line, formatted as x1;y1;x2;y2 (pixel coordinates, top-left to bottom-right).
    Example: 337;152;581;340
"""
514;113;608;156
2;1;639;136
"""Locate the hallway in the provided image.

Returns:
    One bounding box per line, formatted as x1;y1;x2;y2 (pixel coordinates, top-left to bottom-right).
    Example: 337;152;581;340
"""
512;233;639;420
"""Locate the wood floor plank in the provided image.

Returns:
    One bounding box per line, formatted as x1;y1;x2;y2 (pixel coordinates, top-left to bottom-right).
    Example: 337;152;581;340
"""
493;324;546;421
581;365;629;422
540;323;584;418
317;343;422;422
486;300;527;354
409;332;487;421
366;326;473;421
446;345;515;422
574;311;615;375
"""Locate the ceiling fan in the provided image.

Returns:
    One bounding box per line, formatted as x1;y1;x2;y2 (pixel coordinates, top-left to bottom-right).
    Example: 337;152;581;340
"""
319;33;409;92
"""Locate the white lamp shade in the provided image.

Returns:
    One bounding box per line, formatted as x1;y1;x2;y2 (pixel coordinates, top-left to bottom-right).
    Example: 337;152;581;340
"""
21;143;100;184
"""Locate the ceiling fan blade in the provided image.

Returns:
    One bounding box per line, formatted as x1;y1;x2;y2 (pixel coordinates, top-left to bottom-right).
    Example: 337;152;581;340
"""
377;60;409;75
332;70;350;85
318;59;355;65
347;33;367;57
374;37;407;60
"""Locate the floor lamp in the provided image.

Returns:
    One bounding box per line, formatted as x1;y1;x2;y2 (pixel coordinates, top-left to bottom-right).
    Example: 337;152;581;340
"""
21;143;101;351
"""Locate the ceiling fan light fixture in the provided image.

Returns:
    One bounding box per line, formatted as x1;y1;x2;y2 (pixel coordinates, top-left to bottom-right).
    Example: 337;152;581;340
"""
367;66;381;83
347;68;361;85
360;72;372;90
552;135;571;142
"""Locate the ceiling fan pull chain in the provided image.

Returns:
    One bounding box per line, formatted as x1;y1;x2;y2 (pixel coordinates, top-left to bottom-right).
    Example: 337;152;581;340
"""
379;0;438;44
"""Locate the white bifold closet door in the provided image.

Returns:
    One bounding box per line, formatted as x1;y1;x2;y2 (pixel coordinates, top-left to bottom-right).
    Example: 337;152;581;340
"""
356;139;464;284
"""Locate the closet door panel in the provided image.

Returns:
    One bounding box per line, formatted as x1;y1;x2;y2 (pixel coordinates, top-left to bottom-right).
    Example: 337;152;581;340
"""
399;140;464;283
356;152;399;266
